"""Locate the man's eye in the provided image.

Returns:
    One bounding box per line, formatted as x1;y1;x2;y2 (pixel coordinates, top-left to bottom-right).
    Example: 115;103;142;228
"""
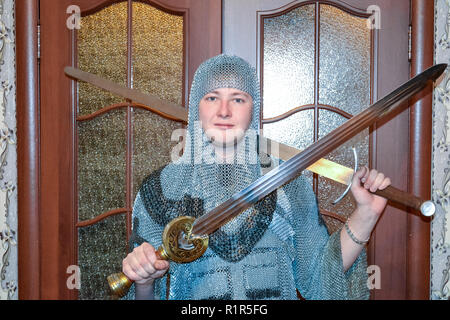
205;96;217;102
234;98;245;103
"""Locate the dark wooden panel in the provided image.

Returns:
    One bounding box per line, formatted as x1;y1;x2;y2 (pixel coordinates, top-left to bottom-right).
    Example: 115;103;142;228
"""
366;0;411;300
40;0;77;300
181;0;223;101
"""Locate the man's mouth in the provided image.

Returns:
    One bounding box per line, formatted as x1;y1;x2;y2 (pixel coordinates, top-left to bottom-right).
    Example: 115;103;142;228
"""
214;123;234;129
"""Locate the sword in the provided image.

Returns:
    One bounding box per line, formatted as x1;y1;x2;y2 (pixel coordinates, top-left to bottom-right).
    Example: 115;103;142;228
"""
104;63;446;297
65;66;434;213
190;64;445;236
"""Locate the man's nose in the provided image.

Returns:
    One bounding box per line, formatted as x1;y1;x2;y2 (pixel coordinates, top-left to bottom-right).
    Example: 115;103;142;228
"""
217;100;231;118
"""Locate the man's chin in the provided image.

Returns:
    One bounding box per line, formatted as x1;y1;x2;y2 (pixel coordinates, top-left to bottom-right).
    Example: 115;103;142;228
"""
210;138;240;148
204;128;247;148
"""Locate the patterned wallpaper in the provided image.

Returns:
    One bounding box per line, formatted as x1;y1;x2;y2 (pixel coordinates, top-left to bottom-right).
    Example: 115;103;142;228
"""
0;0;17;300
432;0;450;300
0;0;449;300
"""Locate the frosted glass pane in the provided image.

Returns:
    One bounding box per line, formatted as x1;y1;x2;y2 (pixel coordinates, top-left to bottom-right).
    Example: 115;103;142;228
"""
77;110;126;221
318;4;370;116
131;1;185;197
132;2;184;105
319;110;368;171
318;109;347;139
78;214;127;300
318;175;356;218
263;5;315;119
263;110;314;151
317;110;370;215
77;2;128;115
132;109;184;198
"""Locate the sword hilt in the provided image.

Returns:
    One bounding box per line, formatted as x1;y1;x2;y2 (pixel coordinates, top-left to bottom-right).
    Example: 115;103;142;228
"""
107;216;208;298
372;185;435;217
332;147;435;217
107;246;167;298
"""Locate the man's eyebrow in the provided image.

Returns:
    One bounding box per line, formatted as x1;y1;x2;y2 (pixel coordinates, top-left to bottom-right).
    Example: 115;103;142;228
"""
230;92;250;98
205;90;250;97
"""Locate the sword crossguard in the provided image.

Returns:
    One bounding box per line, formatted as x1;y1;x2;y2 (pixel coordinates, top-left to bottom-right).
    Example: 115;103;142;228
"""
332;147;358;205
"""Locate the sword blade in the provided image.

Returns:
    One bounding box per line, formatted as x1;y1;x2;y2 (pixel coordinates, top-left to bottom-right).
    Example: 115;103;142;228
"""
307;158;353;185
191;64;446;236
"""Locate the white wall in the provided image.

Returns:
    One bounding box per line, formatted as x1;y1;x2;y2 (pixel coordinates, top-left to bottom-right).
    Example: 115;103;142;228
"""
0;0;17;300
432;0;450;300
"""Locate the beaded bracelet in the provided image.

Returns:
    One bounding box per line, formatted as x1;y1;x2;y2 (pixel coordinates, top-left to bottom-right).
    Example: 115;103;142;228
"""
344;218;370;246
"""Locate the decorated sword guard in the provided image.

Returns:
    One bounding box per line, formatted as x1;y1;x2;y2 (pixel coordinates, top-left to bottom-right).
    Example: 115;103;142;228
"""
160;216;209;263
107;216;208;298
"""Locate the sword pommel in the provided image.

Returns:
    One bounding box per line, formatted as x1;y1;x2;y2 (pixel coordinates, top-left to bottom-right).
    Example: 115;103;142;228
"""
420;201;436;217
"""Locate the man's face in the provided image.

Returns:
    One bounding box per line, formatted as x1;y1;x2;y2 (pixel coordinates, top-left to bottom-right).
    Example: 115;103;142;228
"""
198;88;253;148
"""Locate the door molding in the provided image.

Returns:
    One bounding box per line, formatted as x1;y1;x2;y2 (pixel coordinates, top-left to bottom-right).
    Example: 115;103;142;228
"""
17;0;40;300
408;0;434;300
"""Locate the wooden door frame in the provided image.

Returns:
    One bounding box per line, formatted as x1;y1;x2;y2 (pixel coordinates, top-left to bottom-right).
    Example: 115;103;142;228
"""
407;0;434;300
17;0;433;299
17;0;40;300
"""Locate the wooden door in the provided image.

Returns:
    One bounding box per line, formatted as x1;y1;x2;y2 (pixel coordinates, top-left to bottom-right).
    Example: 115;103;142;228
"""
19;0;221;300
17;0;433;300
222;0;431;299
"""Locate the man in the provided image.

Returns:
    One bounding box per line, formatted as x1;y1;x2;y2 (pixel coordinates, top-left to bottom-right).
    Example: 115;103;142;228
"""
121;54;390;300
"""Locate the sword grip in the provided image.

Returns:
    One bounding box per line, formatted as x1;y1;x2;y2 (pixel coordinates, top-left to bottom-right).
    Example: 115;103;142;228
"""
107;246;166;298
372;185;435;217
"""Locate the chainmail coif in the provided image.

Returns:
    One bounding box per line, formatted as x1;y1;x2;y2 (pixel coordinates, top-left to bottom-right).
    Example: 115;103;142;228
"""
123;54;370;300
